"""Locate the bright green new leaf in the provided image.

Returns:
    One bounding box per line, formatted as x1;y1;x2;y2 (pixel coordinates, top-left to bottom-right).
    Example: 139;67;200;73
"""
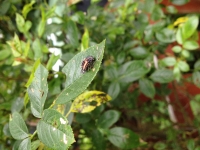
37;109;75;150
108;82;120;100
172;45;182;53
181;50;190;58
70;91;111;113
38;20;46;37
162;57;176;67
81;27;89;51
150;68;174;83
183;40;199;50
176;28;183;44
118;60;150;83
55;40;105;104
22;1;35;19
181;15;199;41
139;78;155;98
46;54;60;70
9;112;29;140
16;13;25;33
7;33;21;57
177;61;190;72
108;127;139;149
97;110;120;129
27;64;48;118
18;138;31;150
24;21;32;32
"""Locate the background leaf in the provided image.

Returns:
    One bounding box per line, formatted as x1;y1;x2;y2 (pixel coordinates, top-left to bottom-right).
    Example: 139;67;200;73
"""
27;64;48;118
9;112;29;140
150;69;174;83
18;138;31;150
139;78;155;98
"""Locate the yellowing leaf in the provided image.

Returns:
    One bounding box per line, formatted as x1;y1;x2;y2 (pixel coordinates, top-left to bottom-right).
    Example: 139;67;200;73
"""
71;91;111;113
173;16;188;26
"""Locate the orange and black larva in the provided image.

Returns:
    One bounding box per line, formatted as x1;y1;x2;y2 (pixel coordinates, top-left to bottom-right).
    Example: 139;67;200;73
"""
81;56;96;73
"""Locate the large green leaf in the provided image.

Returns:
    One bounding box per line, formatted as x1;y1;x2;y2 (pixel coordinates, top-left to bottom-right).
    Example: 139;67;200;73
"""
118;60;150;83
37;109;75;150
107;127;139;149
27;64;48;118
139;78;155;98
150;68;174;83
181;15;199;40
55;40;105;104
18;138;31;150
9;112;29;140
97;110;120;129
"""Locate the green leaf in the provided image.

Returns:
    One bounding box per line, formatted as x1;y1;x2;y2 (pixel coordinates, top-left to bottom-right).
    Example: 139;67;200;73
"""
11;97;23;113
55;40;105;104
91;129;106;150
177;61;190;72
7;33;22;57
66;19;79;48
108;127;139;149
172;45;182;53
22;1;35;19
31;140;40;150
38;20;46;37
139;78;155;98
130;46;149;59
108;82;120;100
162;57;176;67
9;112;29;140
16;13;25;33
24;21;32;32
75;113;91;124
150;69;174;83
0;1;10;15
181;15;199;40
81;27;89;51
46;54;60;70
173;66;181;81
176;28;183;44
192;71;200;88
187;139;195;150
194;60;200;70
183;40;199;50
27;64;48;118
117;52;125;64
151;5;165;21
97;110;120;129
181;50;190;58
166;5;177;14
155;28;176;43
0;49;11;61
154;142;166;150
32;38;43;60
37;109;75;149
18;138;31;150
118;60;150;83
171;0;189;5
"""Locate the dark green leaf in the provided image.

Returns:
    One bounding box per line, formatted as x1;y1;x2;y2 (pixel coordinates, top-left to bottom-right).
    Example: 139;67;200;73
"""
108;127;139;149
0;1;10;15
118;60;150;83
183;40;199;50
151;5;165;21
108;82;120;100
139;78;155;98
97;110;120;129
130;46;149;59
177;61;190;72
55;40;105;104
194;60;200;70
150;69;174;83
75;113;91;124
117;52;125;64
156;28;176;43
18;138;31;150
37;109;75;149
192;71;200;88
9;112;29;140
27;64;48;118
91;129;106;150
